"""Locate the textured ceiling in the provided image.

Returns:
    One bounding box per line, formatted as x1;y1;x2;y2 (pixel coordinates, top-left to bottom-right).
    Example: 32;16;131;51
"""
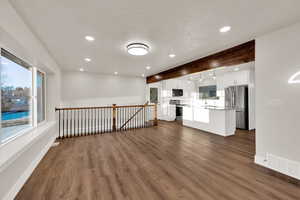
10;0;300;77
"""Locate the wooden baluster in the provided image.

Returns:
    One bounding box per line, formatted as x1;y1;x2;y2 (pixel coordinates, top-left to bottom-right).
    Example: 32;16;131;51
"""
66;110;69;138
84;109;87;136
154;104;158;126
72;110;74;137
112;104;116;132
73;110;75;137
129;107;131;130
142;106;144;128
92;109;94;134
125;108;127;130
80;109;83;136
146;106;148;127
78;110;79;136
62;110;65;139
93;108;95;134
105;108;107;133
101;108;103;133
97;108;99;134
111;108;113;132
90;109;92;135
58;109;61;139
135;107;138;128
117;108;120;131
135;107;137;128
94;109;96;134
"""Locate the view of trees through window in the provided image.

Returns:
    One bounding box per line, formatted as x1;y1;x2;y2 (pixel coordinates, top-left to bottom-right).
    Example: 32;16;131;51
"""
1;53;32;141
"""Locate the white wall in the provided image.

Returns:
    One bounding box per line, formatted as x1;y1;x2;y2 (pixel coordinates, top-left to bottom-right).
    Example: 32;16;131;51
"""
255;22;300;179
0;0;61;199
61;71;146;107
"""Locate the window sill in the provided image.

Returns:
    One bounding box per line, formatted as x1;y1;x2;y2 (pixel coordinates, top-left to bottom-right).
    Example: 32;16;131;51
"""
0;121;56;173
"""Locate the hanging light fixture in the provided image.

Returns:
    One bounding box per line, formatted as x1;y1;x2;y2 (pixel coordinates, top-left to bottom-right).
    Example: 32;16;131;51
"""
212;71;216;80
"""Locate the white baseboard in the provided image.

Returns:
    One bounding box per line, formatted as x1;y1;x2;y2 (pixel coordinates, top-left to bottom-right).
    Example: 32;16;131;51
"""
255;154;300;180
3;136;56;200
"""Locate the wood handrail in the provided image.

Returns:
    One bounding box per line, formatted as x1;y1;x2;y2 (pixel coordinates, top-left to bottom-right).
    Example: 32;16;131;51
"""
55;104;155;111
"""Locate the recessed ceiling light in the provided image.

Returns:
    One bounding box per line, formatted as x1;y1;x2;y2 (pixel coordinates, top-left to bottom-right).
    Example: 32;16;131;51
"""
146;66;151;70
85;36;95;41
127;43;149;56
79;68;84;72
142;74;145;77
219;26;231;33
114;71;118;75
169;54;176;58
155;75;161;80
85;58;91;62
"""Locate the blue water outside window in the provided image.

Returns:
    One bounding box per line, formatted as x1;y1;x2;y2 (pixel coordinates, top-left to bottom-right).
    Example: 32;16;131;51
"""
1;52;32;142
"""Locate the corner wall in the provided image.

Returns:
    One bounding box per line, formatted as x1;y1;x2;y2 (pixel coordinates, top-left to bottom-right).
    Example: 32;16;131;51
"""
255;22;300;179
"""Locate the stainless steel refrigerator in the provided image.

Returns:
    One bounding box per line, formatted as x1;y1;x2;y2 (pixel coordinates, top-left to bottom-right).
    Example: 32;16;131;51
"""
225;85;249;130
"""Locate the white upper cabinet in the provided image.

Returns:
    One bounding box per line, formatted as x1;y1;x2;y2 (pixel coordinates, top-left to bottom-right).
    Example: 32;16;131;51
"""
217;70;250;90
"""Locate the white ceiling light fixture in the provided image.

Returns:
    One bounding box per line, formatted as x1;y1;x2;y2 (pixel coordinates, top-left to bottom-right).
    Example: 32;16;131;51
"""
169;54;176;58
85;58;91;62
146;66;151;70
79;68;84;72
127;43;149;56
114;71;118;75
219;26;231;33
142;74;145;77
212;71;216;80
85;36;95;41
199;74;203;82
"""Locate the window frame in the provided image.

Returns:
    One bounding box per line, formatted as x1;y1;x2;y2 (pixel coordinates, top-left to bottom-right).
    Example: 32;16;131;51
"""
35;69;47;126
0;48;47;145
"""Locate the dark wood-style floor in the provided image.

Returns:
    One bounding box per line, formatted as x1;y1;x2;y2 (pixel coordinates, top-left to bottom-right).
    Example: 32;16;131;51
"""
16;121;300;200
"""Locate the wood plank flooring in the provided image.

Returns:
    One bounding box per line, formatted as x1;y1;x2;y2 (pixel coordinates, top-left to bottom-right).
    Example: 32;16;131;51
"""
16;121;300;200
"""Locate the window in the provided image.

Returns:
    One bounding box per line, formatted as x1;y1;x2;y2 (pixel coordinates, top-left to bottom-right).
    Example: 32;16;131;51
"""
150;88;158;103
1;49;46;143
37;71;45;123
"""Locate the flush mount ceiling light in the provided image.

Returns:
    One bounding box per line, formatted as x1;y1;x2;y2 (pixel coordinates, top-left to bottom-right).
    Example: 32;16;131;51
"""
220;26;231;33
141;74;145;77
169;54;176;58
85;58;91;62
85;36;95;41
127;43;149;56
146;66;151;70
114;71;118;75
79;68;84;72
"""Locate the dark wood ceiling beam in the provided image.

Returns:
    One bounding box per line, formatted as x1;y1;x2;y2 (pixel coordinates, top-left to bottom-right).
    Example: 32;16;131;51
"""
146;40;255;83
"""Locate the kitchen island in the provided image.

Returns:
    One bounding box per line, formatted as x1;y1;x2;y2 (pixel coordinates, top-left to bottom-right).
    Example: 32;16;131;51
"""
183;106;236;136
